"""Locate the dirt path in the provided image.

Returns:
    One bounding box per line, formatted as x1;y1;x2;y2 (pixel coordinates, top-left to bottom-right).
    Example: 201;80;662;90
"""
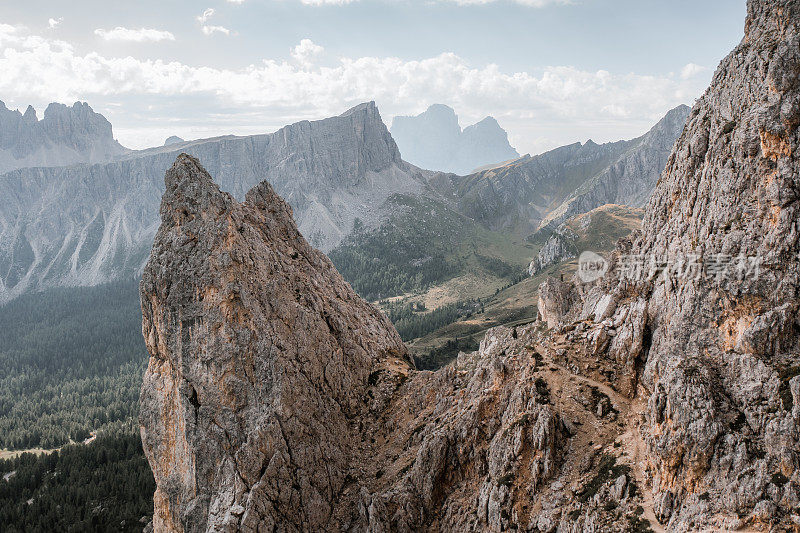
537;340;666;532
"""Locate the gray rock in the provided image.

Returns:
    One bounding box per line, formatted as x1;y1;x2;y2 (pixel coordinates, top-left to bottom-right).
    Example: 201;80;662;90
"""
0;102;428;303
390;104;519;175
550;0;800;528
0;100;126;173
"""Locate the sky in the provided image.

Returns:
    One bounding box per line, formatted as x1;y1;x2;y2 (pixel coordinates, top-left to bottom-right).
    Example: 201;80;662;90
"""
0;0;746;155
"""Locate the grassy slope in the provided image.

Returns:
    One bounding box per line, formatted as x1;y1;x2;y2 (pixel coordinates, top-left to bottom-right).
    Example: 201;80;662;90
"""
407;204;643;369
329;193;535;302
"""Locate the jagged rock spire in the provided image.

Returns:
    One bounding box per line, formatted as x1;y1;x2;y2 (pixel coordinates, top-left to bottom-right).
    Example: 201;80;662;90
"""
140;154;409;531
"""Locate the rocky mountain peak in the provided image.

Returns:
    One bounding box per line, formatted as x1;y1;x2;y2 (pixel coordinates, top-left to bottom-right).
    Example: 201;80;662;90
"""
140;154;411;531
0;100;125;172
21;105;37;123
390;103;519;174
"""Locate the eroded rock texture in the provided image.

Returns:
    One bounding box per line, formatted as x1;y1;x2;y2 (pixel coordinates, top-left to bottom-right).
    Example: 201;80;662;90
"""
544;0;800;529
140;154;410;531
142;1;800;531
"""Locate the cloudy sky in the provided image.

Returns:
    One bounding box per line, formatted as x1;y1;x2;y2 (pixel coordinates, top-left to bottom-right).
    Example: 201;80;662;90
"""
0;0;745;155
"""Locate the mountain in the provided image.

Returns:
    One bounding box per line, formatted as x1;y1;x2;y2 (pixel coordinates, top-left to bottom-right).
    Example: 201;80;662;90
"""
140;155;411;531
163;136;184;146
390;104;519;174
141;0;800;530
0;101;126;173
538;104;690;233
528;203;643;275
428;104;689;238
140;155;569;531
0;102;427;304
537;0;800;528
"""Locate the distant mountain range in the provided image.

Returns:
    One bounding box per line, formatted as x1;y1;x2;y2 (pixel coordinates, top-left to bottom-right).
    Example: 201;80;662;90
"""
390;104;520;175
426;104;690;237
0;100;688;304
0;101;126;174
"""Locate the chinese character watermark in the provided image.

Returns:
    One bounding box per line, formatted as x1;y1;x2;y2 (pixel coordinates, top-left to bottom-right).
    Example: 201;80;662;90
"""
577;251;763;283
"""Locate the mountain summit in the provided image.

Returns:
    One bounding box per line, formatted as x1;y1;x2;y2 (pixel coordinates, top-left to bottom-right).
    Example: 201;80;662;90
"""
0;101;425;304
391;104;519;174
0;101;126;173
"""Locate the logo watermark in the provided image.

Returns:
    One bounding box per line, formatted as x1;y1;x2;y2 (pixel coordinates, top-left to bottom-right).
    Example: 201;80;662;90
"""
576;251;763;283
577;251;608;283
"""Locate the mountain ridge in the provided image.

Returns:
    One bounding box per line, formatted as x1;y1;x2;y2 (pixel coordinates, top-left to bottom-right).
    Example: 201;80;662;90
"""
140;0;800;530
0;100;126;173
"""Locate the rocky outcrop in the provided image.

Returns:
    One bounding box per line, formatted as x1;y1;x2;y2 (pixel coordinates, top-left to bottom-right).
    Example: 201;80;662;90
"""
390;104;519;175
0;100;126;173
140;154;410;531
142;155;668;532
529;232;577;276
0;102;427;304
537;0;800;529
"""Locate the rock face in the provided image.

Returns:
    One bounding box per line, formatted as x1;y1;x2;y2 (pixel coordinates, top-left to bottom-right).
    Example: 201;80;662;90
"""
0;101;126;173
140;154;410;531
142;1;800;531
538;0;800;529
0;102;426;304
390;104;519;175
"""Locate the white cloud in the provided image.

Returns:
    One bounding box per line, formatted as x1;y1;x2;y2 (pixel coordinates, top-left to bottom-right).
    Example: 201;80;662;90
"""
48;18;63;29
300;0;357;5
94;27;176;43
0;27;705;153
680;62;707;80
201;25;231;36
227;0;246;3
197;8;232;36
291;39;324;67
441;0;570;6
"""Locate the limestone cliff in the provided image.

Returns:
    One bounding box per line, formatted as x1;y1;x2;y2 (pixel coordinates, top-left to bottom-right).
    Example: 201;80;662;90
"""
141;1;800;531
538;0;800;528
140;154;410;531
0;100;126;173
